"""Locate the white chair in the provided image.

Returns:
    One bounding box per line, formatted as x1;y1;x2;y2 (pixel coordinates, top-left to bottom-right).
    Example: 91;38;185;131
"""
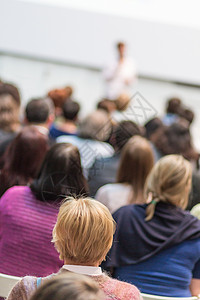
141;293;198;300
0;273;21;298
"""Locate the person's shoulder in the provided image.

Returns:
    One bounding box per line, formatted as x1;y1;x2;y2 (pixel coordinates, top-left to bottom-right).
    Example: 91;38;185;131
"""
1;185;31;200
56;135;78;144
90;153;118;169
104;276;141;300
7;276;37;300
113;203;145;220
94;141;114;157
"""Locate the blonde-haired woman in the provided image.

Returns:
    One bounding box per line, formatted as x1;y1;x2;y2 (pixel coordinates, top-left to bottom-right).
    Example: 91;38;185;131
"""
105;155;200;297
95;136;154;213
7;197;141;300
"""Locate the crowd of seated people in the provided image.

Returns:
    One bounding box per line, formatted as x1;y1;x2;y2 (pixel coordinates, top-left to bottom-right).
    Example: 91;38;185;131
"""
0;79;200;299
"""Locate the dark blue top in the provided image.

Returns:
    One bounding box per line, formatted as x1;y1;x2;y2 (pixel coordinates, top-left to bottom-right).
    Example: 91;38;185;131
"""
114;238;200;297
49;124;77;140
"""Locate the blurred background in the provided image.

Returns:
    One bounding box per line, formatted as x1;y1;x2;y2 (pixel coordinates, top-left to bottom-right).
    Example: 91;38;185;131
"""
1;0;200;148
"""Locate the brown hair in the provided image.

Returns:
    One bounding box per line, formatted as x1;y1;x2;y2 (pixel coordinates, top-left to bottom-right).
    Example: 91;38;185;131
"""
153;122;199;162
145;155;192;221
0;126;49;196
117;136;154;204
0;94;20;132
53;197;115;264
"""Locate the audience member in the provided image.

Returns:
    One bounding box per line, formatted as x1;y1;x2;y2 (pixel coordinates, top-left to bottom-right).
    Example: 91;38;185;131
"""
111;93;132;122
145;117;163;142
153;121;199;166
0;93;20;145
162;97;182;125
88;121;142;196
97;98;116;115
179;107;195;125
57;110;114;172
7;197;141;300
0;126;49;196
0;81;21;105
103;42;137;99
25;97;55;136
48;86;73;116
0;143;88;277
29;274;105;300
105;155;200;297
144;117;164;161
95;136;154;213
49;100;80;139
163;97;195;126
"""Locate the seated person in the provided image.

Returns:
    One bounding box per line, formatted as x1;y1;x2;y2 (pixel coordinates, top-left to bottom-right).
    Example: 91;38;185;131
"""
0;126;49;196
48;86;73;117
29;274;105;300
7;197;141;300
0;143;88;277
95;136;154;213
24;97;55;138
0;83;21;156
57;110;114;173
49;100;80;139
105;155;200;297
88;121;142;196
162;97;182;125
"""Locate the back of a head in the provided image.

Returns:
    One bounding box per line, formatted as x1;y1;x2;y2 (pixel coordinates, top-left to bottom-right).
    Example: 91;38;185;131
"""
0;81;21;105
97;99;116;114
31;143;88;201
166;97;182;114
145;155;192;221
113;121;143;152
178;107;194;124
25;98;50;124
117;136;154;203
115;93;130;111
0;94;20;132
145;117;163;140
78;110;111;141
154;122;199;161
53;197;115;265
48;86;73;108
30;274;104;300
62;100;80;121
0;126;49;194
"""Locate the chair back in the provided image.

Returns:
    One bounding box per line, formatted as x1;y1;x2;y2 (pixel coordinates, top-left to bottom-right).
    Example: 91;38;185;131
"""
0;273;21;297
141;293;198;300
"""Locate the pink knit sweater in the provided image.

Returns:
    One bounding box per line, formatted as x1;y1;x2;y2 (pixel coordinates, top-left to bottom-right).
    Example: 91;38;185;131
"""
0;186;63;277
7;268;141;300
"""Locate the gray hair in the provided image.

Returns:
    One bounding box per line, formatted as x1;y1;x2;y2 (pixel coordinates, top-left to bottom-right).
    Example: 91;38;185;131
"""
78;110;111;141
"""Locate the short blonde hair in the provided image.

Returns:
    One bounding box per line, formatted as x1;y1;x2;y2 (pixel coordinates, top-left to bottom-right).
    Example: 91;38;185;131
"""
52;197;115;264
145;155;192;221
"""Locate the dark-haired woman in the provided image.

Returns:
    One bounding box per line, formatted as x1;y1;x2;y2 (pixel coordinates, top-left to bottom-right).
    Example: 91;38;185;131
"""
0;126;49;196
0;143;88;277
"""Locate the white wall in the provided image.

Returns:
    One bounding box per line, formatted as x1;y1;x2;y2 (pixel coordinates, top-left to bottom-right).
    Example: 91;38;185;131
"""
1;0;200;84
